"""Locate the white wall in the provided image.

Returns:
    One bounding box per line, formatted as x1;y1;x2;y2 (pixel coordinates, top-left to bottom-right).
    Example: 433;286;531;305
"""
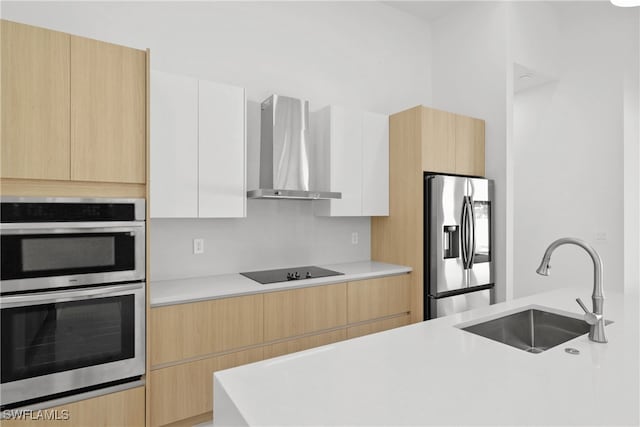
1;1;432;280
429;2;512;302
513;3;637;298
623;10;640;295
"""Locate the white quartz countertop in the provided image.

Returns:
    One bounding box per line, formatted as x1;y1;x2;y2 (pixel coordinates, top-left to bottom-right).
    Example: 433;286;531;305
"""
213;288;640;426
150;261;411;307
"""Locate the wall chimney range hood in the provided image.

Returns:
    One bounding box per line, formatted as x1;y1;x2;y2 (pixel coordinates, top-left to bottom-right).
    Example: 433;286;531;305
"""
247;95;341;200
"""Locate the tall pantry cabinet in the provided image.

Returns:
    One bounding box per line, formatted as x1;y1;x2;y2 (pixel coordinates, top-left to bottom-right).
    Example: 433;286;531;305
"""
0;19;148;427
371;105;486;322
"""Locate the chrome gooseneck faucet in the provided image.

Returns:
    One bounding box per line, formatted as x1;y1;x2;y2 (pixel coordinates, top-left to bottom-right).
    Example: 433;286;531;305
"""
536;237;607;343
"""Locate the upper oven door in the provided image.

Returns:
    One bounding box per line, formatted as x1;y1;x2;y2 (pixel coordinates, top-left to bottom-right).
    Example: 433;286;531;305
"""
1;222;145;293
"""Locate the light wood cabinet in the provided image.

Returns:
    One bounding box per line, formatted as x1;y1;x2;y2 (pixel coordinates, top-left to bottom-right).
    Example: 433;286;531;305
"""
372;105;485;322
0;20;148;194
1;20;70;180
150;348;263;427
149;276;409;425
263;329;346;359
263;283;347;342
71;36;146;183
150;294;263;366
312;106;389;217
150;70;246;218
454;114;485;177
1;386;144;427
421;107;485;177
347;275;410;323
347;314;411;339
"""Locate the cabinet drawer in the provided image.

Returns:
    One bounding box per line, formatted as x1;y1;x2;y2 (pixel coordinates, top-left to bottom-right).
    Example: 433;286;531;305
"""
347;274;410;323
150;348;263;427
347;314;411;339
264;284;347;342
263;329;347;359
151;294;263;366
1;386;144;427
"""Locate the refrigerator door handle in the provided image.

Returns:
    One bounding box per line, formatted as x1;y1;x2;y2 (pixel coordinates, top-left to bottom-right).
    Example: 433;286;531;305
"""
469;197;476;267
460;198;469;268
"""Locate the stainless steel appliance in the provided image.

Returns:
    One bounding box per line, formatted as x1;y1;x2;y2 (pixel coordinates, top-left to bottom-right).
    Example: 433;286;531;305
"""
424;174;494;319
240;266;343;284
1;197;145;293
247;94;341;200
0;197;146;409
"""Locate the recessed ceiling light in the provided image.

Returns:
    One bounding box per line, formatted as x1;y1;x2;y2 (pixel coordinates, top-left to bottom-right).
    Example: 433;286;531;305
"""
610;0;640;7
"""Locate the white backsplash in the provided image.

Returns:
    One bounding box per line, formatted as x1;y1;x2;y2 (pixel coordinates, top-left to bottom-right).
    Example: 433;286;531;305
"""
150;199;370;281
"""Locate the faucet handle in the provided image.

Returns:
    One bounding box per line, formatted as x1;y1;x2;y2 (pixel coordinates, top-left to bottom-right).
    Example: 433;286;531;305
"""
576;298;601;326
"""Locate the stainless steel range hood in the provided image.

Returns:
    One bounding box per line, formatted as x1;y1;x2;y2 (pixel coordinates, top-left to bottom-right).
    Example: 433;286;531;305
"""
247;95;341;200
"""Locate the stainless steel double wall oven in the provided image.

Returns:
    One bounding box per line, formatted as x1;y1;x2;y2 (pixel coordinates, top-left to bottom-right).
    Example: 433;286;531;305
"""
0;197;146;409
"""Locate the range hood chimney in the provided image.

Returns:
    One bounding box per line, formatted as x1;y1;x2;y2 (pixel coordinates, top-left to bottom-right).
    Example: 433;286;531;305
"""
247;95;341;200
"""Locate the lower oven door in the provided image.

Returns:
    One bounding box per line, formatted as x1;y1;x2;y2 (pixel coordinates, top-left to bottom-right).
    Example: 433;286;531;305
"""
0;282;145;408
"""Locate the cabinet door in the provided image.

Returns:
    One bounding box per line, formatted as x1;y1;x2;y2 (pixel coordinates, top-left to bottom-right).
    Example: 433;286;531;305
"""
71;36;146;183
263;329;346;359
362;112;389;216
150;348;263;427
314;107;363;217
263;283;347;342
150;294;263;366
421;107;456;174
198;81;246;218
1;20;70;180
347;274;410;323
1;386;144;427
150;71;198;217
347;314;410;339
455;114;485;177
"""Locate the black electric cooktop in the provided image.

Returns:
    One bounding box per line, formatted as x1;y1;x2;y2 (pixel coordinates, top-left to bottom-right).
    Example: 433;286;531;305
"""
240;266;344;285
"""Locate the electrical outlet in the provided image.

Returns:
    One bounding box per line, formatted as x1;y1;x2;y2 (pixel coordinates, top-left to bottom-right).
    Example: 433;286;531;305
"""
595;232;607;242
351;232;359;245
193;238;204;254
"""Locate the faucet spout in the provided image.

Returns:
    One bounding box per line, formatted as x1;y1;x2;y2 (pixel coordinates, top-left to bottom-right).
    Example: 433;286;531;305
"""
535;237;606;343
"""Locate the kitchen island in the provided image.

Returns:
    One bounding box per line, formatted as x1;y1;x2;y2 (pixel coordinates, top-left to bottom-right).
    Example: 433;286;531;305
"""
213;288;639;426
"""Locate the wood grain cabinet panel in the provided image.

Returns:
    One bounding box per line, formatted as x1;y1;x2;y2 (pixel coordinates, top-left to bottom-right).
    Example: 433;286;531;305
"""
150;348;263;427
70;36;146;183
263;329;346;359
1;386;144;427
150;294;263;366
421;107;456;174
347;274;410;323
1;20;70;180
454;114;485;177
263;284;347;342
347;314;411;339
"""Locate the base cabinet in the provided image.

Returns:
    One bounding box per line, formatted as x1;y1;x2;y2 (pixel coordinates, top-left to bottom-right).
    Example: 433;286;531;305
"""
1;387;144;427
149;274;410;426
150;348;263;427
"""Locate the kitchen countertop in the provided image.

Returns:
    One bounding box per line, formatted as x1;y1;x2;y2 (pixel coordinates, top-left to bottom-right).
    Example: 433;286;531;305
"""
150;261;411;307
213;288;640;426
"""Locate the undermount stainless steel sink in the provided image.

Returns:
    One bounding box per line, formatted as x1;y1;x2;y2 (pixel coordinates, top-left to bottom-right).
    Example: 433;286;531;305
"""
460;308;605;353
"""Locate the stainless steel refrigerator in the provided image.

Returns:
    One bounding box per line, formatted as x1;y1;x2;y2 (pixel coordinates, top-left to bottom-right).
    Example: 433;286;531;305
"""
424;174;494;320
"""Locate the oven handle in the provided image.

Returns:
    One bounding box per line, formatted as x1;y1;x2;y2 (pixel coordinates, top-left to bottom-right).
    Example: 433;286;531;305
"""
1;221;145;230
0;282;144;308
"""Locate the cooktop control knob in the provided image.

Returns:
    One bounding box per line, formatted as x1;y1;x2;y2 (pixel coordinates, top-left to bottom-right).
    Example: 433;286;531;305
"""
306;272;312;278
295;272;300;279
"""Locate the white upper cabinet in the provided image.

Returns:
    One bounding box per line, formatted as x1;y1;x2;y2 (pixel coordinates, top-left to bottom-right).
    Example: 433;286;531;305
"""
150;70;246;218
313;106;389;217
362;111;389;216
150;71;198;218
198;80;246;218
